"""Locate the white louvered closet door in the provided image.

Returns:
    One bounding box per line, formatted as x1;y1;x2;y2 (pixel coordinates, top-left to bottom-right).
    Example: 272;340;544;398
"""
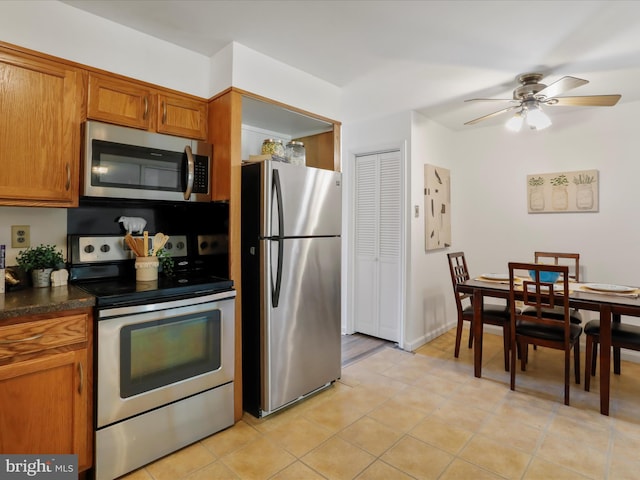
354;150;402;342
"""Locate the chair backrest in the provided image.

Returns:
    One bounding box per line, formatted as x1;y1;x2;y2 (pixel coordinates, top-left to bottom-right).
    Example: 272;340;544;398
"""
509;262;572;342
447;252;471;311
534;252;580;282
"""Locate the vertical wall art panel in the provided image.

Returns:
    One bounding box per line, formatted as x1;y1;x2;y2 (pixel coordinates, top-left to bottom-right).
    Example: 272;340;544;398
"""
527;169;598;213
424;164;451;250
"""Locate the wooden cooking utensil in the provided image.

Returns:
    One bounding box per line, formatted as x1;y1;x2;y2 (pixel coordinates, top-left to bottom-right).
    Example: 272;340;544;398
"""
143;231;149;256
151;233;162;256
154;233;169;253
124;233;141;256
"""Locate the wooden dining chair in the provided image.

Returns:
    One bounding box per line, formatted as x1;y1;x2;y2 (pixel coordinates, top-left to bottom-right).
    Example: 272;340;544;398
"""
525;252;583;325
508;262;583;406
534;252;580;282
447;252;511;371
584;319;640;391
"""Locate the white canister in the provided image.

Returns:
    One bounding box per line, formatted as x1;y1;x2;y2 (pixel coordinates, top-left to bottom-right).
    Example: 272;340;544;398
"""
135;256;159;282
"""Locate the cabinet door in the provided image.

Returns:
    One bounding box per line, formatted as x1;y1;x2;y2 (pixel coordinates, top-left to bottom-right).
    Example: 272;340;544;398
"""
0;51;82;206
0;349;91;470
157;93;208;140
87;73;153;130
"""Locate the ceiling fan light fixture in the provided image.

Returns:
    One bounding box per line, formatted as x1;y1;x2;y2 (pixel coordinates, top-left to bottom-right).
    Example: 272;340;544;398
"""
505;110;524;132
526;105;552;130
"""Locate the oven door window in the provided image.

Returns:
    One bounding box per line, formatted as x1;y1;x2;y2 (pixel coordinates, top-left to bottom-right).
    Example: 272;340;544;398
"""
120;311;221;398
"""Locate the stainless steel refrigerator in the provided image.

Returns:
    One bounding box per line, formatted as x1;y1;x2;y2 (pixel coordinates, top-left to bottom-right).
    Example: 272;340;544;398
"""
241;160;342;417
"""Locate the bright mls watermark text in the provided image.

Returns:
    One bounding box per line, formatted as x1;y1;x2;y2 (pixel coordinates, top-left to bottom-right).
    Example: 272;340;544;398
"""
0;455;77;480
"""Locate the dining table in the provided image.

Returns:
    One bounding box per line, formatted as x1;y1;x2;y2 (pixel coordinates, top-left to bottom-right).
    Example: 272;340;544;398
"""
457;275;640;415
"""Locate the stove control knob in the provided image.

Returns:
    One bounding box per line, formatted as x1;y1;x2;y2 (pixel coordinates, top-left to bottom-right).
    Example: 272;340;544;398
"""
165;242;173;251
176;241;185;250
100;244;110;253
200;241;209;250
84;245;95;254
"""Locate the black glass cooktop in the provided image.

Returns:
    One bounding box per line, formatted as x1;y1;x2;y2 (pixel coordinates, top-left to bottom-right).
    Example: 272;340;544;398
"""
74;274;234;308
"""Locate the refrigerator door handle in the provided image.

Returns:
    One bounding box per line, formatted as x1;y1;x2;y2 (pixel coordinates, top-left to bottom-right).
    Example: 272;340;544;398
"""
271;170;284;307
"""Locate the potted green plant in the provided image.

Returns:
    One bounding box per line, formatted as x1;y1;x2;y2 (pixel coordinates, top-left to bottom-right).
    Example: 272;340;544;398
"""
16;244;65;288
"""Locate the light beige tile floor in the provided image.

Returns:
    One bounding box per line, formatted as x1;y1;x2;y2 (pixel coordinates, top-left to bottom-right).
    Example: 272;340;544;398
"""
120;328;640;479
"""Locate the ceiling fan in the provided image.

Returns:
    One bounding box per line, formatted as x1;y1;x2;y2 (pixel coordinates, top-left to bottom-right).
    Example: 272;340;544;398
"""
464;73;621;131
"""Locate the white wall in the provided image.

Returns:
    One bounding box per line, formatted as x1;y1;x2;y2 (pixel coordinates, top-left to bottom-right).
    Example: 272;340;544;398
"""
0;208;67;266
229;43;342;122
407;112;458;350
450;102;640;286
0;1;209;96
342;101;640;351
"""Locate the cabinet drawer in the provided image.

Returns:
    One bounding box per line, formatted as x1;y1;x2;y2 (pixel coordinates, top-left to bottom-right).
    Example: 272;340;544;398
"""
0;314;88;360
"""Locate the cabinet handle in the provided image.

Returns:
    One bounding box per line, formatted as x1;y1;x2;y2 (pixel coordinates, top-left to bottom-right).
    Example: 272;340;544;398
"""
161;101;167;124
78;362;84;394
0;333;43;344
143;96;149;120
65;163;71;191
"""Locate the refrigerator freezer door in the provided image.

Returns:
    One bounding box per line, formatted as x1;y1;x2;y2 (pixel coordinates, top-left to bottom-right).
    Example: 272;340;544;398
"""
263;161;342;238
262;236;341;414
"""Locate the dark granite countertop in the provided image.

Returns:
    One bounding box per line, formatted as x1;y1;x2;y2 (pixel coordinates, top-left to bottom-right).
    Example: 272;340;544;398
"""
0;285;95;320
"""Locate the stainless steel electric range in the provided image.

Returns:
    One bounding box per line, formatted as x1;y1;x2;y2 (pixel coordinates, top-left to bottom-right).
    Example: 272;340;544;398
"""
68;234;235;480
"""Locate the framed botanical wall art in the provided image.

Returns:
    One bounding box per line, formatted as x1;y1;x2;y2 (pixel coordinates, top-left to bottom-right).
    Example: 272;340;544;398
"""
424;164;451;250
527;169;598;213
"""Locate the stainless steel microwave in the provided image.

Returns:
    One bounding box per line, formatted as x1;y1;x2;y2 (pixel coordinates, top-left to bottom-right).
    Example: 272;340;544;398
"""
82;121;212;202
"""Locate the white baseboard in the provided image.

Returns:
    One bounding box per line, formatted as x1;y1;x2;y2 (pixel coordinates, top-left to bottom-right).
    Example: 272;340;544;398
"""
404;322;456;352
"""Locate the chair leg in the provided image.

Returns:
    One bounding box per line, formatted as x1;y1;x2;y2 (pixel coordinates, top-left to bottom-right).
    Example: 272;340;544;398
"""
585;335;593;392
574;340;580;385
591;340;598;376
454;315;464;358
613;313;621;375
510;335;517;392
520;341;528;372
468;319;474;349
502;324;510;372
564;347;571;406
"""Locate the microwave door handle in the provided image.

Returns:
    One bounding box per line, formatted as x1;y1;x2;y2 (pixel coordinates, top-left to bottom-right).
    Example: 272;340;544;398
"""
184;145;195;200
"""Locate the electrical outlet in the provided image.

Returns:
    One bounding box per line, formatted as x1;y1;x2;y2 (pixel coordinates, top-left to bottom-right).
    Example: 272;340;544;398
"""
11;225;30;248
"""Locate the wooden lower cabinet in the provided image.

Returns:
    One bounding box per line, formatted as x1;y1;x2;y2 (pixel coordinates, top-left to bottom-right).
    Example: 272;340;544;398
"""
0;310;92;473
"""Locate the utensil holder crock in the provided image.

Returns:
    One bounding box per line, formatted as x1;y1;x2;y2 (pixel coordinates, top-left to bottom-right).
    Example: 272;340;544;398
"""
135;256;159;282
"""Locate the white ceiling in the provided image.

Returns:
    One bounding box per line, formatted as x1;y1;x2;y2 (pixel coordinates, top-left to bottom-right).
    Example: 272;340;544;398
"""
61;0;640;131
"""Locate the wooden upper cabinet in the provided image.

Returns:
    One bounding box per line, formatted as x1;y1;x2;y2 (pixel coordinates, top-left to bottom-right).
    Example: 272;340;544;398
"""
157;93;208;140
0;49;83;207
88;73;207;140
87;74;153;130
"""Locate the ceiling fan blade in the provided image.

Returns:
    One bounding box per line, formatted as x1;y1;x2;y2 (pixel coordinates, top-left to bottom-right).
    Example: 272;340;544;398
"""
464;98;517;103
547;95;621;107
536;76;589;99
464;105;519;125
